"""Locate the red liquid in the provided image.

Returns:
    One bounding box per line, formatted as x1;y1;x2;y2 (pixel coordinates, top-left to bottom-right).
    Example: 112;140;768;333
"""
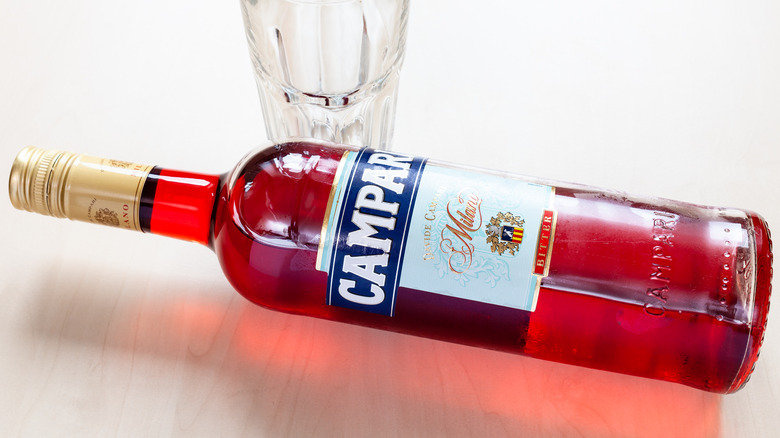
185;142;771;393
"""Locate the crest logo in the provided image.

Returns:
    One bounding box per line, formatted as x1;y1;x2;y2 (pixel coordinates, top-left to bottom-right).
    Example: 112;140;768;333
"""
485;212;525;256
94;208;120;227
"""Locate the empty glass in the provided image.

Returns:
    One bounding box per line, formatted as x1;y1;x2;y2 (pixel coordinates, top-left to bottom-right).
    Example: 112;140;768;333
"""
240;0;410;150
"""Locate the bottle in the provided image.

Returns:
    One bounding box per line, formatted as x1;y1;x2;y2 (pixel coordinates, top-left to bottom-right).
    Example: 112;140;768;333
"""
8;141;772;393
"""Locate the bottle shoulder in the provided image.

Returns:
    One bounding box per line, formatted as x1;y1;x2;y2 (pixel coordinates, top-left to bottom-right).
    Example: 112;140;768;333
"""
215;141;348;248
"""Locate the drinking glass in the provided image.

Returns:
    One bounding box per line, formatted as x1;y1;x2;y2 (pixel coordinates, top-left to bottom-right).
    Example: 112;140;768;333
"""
240;0;409;150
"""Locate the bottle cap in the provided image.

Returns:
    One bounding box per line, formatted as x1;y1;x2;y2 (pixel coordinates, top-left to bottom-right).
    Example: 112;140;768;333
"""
9;146;153;230
9;147;77;218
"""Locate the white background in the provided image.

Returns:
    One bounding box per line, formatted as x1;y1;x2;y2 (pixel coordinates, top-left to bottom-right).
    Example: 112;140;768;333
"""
1;1;779;436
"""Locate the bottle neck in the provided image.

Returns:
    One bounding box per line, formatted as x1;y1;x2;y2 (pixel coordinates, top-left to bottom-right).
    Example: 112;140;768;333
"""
141;167;220;245
9;147;220;246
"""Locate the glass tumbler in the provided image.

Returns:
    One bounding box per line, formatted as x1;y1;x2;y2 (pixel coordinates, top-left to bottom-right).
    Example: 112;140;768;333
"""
240;0;410;150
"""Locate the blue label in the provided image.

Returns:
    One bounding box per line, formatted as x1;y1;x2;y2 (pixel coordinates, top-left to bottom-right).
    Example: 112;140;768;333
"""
318;149;427;316
318;149;556;316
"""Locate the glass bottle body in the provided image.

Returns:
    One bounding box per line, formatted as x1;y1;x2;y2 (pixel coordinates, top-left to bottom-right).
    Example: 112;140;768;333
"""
210;141;771;393
9;142;771;393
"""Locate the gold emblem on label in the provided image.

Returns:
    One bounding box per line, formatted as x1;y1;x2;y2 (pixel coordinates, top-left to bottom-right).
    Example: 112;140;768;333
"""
94;208;120;227
108;159;133;169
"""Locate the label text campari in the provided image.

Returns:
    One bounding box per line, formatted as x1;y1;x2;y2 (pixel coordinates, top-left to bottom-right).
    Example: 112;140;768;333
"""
317;149;557;316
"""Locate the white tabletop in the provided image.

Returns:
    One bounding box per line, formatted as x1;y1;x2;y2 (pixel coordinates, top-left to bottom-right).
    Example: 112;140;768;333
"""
1;1;778;437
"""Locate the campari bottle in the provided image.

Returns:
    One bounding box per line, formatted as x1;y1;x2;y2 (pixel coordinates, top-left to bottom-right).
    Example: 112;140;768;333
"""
8;141;772;393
